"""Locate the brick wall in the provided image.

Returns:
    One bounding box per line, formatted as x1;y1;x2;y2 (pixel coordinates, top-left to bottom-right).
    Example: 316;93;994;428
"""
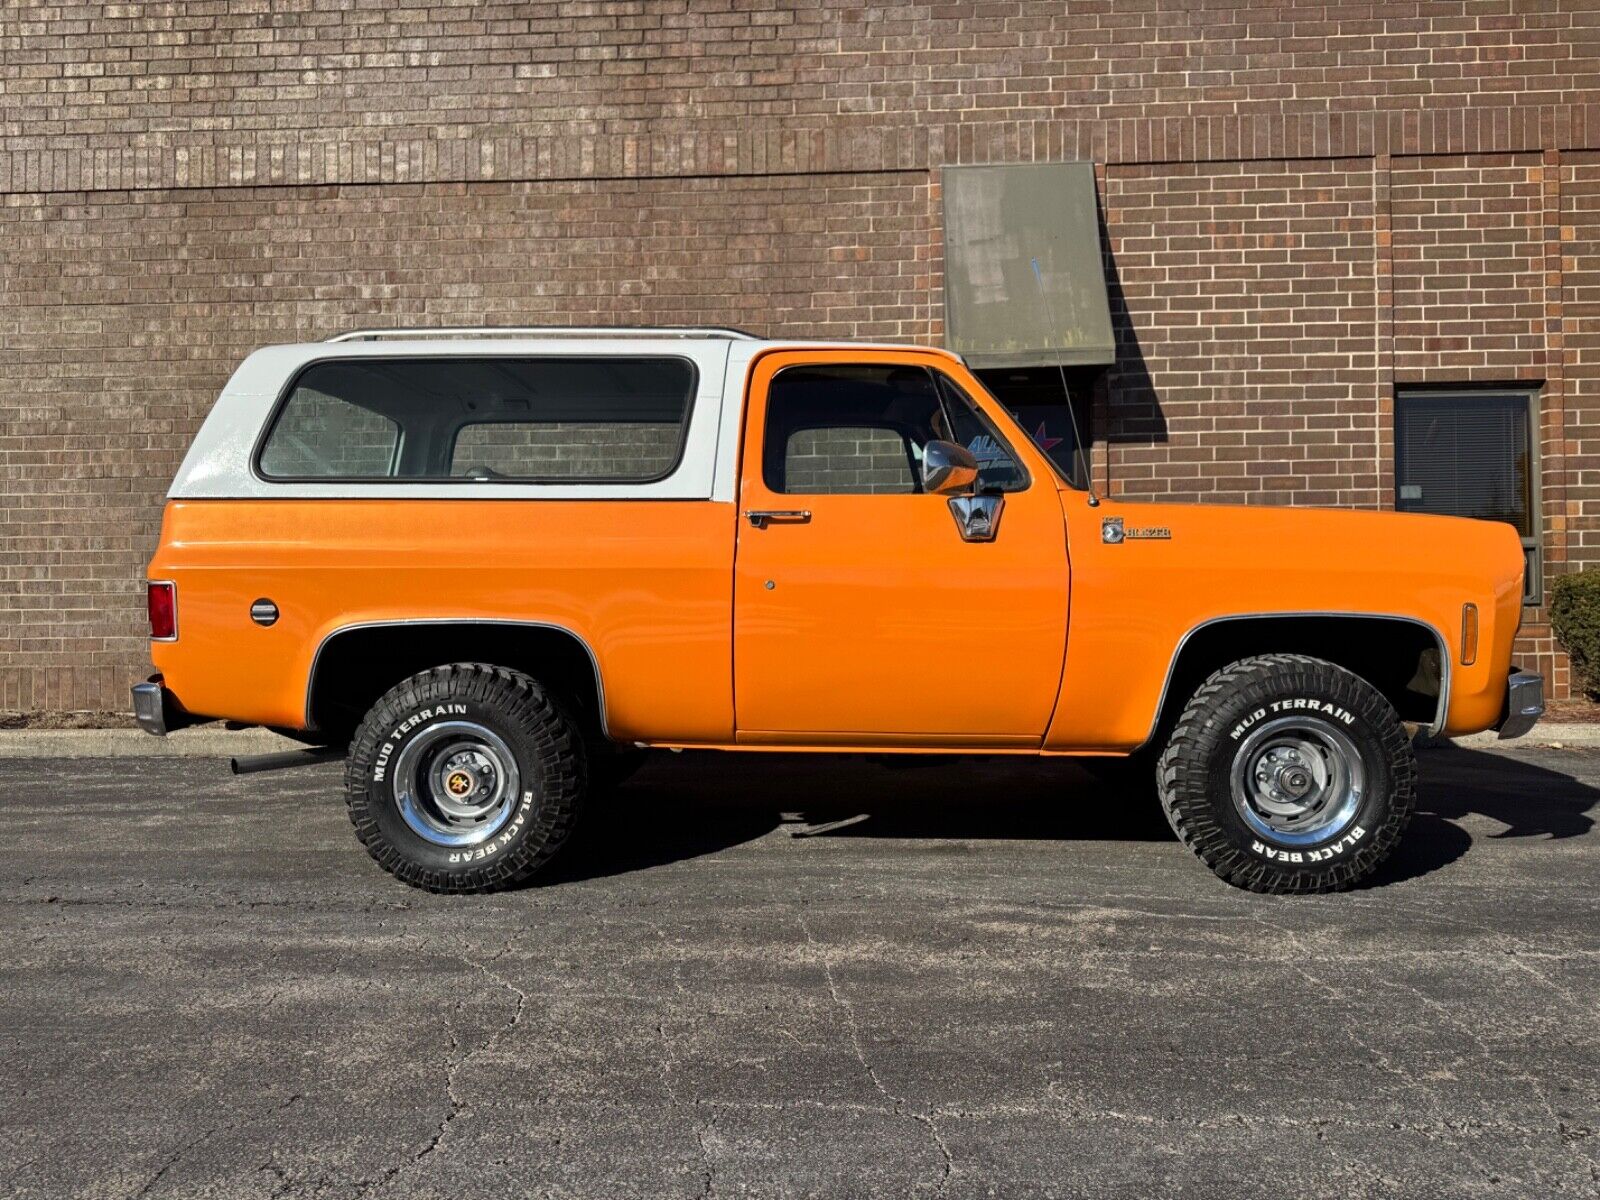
1098;159;1382;508
1391;154;1550;382
1566;154;1600;567
5;2;1598;194
4;1;1600;714
1554;152;1600;698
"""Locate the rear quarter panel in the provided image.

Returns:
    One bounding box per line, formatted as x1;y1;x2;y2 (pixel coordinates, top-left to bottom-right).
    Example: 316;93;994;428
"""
149;499;736;741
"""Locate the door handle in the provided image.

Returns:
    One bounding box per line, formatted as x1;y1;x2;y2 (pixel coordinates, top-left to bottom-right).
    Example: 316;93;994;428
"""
745;509;812;529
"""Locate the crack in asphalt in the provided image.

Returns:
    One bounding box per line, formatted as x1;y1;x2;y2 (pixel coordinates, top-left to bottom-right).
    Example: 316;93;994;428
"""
433;940;532;1149
694;1108;720;1199
354;936;533;1199
799;914;955;1196
129;1093;302;1199
657;1018;720;1197
650;917;723;1196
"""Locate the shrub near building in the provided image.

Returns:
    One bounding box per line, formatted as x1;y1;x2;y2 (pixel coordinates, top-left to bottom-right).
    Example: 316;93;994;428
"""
1550;573;1600;700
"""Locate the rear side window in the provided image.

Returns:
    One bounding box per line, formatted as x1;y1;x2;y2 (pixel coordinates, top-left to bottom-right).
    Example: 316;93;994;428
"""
256;357;696;482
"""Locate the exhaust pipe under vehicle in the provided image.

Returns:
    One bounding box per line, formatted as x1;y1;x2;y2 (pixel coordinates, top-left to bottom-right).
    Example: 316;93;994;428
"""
229;748;345;776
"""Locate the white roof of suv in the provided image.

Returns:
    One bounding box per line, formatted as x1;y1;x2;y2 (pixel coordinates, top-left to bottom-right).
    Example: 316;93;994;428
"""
169;327;964;503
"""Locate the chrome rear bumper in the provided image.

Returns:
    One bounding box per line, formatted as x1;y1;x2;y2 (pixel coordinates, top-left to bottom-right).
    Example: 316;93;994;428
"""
131;676;195;737
1496;670;1545;740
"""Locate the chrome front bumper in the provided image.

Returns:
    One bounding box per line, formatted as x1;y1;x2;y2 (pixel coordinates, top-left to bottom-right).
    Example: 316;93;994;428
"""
1496;670;1545;740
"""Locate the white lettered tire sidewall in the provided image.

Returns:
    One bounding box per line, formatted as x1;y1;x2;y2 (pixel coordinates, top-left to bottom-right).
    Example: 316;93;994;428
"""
1158;654;1417;893
345;664;586;893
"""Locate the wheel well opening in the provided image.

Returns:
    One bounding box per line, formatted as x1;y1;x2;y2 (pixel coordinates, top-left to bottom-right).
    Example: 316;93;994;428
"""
1153;616;1444;745
306;623;605;746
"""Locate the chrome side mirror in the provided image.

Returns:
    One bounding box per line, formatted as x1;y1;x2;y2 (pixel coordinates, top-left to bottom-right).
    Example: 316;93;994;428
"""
921;440;978;496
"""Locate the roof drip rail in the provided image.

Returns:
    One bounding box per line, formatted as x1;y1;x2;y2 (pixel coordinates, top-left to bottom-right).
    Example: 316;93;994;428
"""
325;325;761;343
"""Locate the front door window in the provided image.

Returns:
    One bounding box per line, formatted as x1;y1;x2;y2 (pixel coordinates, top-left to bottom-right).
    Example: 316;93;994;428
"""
762;364;1026;497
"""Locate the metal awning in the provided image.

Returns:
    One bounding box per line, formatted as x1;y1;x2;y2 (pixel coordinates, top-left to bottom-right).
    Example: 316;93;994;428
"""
942;162;1116;370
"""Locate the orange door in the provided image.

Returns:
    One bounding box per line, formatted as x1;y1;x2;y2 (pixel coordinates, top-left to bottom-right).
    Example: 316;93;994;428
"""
733;350;1070;745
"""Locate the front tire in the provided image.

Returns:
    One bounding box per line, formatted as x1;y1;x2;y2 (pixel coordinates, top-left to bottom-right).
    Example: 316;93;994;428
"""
1157;654;1415;894
345;664;587;893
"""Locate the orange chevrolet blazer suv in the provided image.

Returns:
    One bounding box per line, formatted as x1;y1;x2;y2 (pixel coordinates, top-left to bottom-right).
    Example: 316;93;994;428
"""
134;326;1543;894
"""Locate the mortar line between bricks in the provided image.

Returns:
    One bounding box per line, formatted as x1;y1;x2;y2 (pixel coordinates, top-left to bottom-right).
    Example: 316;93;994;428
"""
0;164;934;201
17;140;1600;202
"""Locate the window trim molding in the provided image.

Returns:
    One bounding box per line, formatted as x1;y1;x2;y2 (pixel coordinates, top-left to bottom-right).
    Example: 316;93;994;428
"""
759;360;1034;498
252;353;701;486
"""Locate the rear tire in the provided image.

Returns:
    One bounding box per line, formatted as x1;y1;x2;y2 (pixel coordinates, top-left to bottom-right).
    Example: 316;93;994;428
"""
345;663;586;893
1157;654;1415;894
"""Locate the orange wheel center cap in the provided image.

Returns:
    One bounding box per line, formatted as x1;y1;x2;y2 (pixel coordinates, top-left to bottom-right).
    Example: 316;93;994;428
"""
445;771;474;797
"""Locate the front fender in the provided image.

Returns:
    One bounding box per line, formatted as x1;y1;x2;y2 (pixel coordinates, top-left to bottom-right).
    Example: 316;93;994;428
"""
1046;495;1524;750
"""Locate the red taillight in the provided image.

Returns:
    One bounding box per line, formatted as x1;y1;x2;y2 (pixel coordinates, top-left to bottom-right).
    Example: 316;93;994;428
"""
148;581;177;641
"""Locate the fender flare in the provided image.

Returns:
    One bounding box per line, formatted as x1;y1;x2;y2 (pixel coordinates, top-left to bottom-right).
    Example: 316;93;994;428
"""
1137;611;1451;750
303;618;611;736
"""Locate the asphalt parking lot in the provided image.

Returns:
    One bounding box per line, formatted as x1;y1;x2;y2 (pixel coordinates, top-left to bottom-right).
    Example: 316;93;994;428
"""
2;744;1597;1199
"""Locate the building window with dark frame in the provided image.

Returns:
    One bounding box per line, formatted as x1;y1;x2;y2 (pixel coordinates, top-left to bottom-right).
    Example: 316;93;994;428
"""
1394;388;1541;604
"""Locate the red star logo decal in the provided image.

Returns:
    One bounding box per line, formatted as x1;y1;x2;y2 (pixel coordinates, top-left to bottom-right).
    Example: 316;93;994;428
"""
1033;422;1063;452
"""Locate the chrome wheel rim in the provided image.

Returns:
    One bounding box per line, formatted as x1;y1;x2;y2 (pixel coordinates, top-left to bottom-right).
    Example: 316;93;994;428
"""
392;720;521;847
1229;716;1364;847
